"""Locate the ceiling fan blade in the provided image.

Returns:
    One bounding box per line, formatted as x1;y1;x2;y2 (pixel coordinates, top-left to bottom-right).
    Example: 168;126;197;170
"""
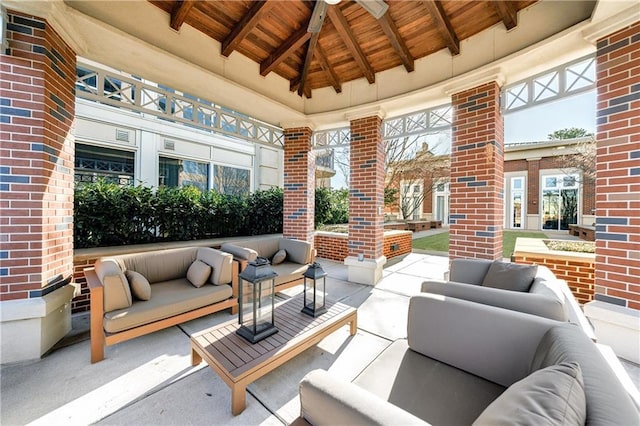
308;1;329;33
355;0;389;19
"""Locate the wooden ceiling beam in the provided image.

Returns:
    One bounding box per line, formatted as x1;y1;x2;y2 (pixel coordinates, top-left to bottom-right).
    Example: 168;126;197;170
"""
492;1;518;30
422;0;460;55
377;12;414;73
298;31;321;97
260;26;311;76
221;0;271;57
327;5;375;84
315;43;342;93
290;76;311;98
170;0;196;31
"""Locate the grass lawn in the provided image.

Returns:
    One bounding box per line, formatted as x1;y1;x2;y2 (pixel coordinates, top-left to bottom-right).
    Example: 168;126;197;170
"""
412;230;547;258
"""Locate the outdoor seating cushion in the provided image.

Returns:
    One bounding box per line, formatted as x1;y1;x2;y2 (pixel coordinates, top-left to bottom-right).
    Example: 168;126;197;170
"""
103;278;232;333
473;362;586;426
481;260;538;292
272;249;287;265
353;339;505;425
125;270;151;301
115;248;197;284
271;263;309;287
102;272;133;312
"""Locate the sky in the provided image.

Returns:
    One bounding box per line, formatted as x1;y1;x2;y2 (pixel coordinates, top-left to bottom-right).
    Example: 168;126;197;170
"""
330;90;596;189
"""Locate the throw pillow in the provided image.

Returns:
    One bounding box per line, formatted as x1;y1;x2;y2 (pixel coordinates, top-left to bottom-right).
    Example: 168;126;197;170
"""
103;272;133;312
125;270;151;301
187;259;211;288
482;261;538;292
473;362;586;426
272;249;287;265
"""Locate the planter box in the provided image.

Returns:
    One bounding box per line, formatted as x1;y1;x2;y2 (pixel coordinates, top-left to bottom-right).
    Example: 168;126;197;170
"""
513;238;595;305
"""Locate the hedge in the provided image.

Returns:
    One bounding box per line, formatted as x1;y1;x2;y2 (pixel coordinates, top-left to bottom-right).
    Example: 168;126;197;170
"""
74;180;348;249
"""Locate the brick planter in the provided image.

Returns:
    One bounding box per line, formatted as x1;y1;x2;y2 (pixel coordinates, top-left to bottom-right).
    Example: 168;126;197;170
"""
315;230;412;262
513;238;595;305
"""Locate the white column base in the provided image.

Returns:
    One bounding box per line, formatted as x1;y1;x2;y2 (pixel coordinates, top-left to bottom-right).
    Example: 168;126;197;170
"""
0;284;78;364
344;256;387;286
584;300;640;364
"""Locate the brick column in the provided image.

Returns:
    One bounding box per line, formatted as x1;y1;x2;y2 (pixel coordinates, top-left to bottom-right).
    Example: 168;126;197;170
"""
450;82;504;260
344;114;386;285
527;159;540;216
282;127;315;244
584;21;640;364
0;11;77;362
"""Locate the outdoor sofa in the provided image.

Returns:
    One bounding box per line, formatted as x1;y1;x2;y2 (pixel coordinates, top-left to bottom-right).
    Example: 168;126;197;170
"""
221;236;313;291
295;294;639;425
421;258;595;339
85;247;236;363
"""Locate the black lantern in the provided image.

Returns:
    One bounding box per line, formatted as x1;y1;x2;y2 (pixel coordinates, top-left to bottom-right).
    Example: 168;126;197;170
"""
236;257;278;344
301;262;327;317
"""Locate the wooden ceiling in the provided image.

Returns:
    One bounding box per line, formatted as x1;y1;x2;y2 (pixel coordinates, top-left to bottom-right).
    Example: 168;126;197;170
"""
149;0;537;98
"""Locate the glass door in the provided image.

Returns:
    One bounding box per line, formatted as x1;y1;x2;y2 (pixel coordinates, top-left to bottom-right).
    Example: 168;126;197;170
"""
541;174;579;230
509;177;525;228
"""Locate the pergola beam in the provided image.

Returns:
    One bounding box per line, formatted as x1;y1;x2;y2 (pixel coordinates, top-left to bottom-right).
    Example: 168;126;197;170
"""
422;0;460;55
315;43;342;93
290;76;312;98
327;6;375;84
492;1;518;30
298;31;321;97
260;26;311;76
377;12;414;72
169;0;196;31
221;1;271;57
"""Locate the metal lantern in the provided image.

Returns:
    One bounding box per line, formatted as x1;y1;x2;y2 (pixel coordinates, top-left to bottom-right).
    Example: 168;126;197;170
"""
301;262;327;317
236;257;278;344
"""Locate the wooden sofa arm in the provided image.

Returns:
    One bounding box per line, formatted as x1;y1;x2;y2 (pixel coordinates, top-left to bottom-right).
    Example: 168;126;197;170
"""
85;267;106;363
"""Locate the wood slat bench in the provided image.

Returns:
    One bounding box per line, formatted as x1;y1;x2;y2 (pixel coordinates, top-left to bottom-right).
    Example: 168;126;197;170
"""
190;294;357;415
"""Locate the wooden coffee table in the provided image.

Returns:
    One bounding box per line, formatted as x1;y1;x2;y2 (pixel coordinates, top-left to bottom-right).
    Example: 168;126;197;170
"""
190;294;357;415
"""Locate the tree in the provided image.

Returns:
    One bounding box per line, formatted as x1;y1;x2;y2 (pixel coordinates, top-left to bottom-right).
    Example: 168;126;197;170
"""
547;127;593;140
556;138;596;182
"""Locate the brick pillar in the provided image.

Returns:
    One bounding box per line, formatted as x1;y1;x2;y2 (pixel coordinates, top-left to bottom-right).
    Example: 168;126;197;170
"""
344;114;386;285
282;127;315;244
527;159;540;216
584;21;640;364
449;82;504;260
0;11;77;362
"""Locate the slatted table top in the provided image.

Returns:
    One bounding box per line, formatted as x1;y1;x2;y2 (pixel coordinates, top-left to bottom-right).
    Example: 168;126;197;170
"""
191;294;357;384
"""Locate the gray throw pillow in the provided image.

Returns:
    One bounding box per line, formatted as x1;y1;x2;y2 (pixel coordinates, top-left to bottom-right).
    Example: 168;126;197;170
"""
482;261;537;292
272;249;287;265
187;260;211;288
125;270;151;301
473;362;586;426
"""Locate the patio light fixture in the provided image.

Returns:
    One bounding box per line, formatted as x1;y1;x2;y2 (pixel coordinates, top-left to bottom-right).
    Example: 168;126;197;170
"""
237;257;278;344
301;262;328;317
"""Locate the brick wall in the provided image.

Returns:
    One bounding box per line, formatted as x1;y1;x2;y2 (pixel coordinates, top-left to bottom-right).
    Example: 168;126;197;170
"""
594;21;640;310
514;254;595;304
72;256;95;312
283;127;315;244
1;11;76;301
449;82;504;260
349;116;385;259
526;159;539;214
315;231;411;262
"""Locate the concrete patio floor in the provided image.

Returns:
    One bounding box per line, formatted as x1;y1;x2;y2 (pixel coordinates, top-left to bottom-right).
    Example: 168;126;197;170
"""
2;250;638;425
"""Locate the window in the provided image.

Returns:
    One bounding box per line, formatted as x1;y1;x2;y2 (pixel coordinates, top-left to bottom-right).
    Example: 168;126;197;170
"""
159;156;209;192
541;173;579;230
509;176;525;228
75;143;134;185
212;165;250;197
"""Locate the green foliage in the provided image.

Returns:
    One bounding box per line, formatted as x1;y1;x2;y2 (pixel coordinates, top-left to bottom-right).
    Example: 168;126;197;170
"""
384;187;398;207
75;181;350;248
74;180;284;248
547;127;593;140
314;187;348;226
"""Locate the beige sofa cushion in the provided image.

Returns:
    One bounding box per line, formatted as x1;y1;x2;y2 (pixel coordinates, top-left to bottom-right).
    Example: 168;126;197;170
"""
272;249;287;265
125;270;151;301
220;243;258;262
103;279;233;333
102;273;133;312
279;238;312;264
197;247;233;285
118;248;197;284
271;262;308;287
187;260;211;288
474;362;586;426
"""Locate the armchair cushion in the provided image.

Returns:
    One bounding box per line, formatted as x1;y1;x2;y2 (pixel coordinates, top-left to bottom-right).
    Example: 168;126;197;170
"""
220;243;258;262
125;270;151;301
482;261;537;292
103;272;133;312
473;362;586;426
